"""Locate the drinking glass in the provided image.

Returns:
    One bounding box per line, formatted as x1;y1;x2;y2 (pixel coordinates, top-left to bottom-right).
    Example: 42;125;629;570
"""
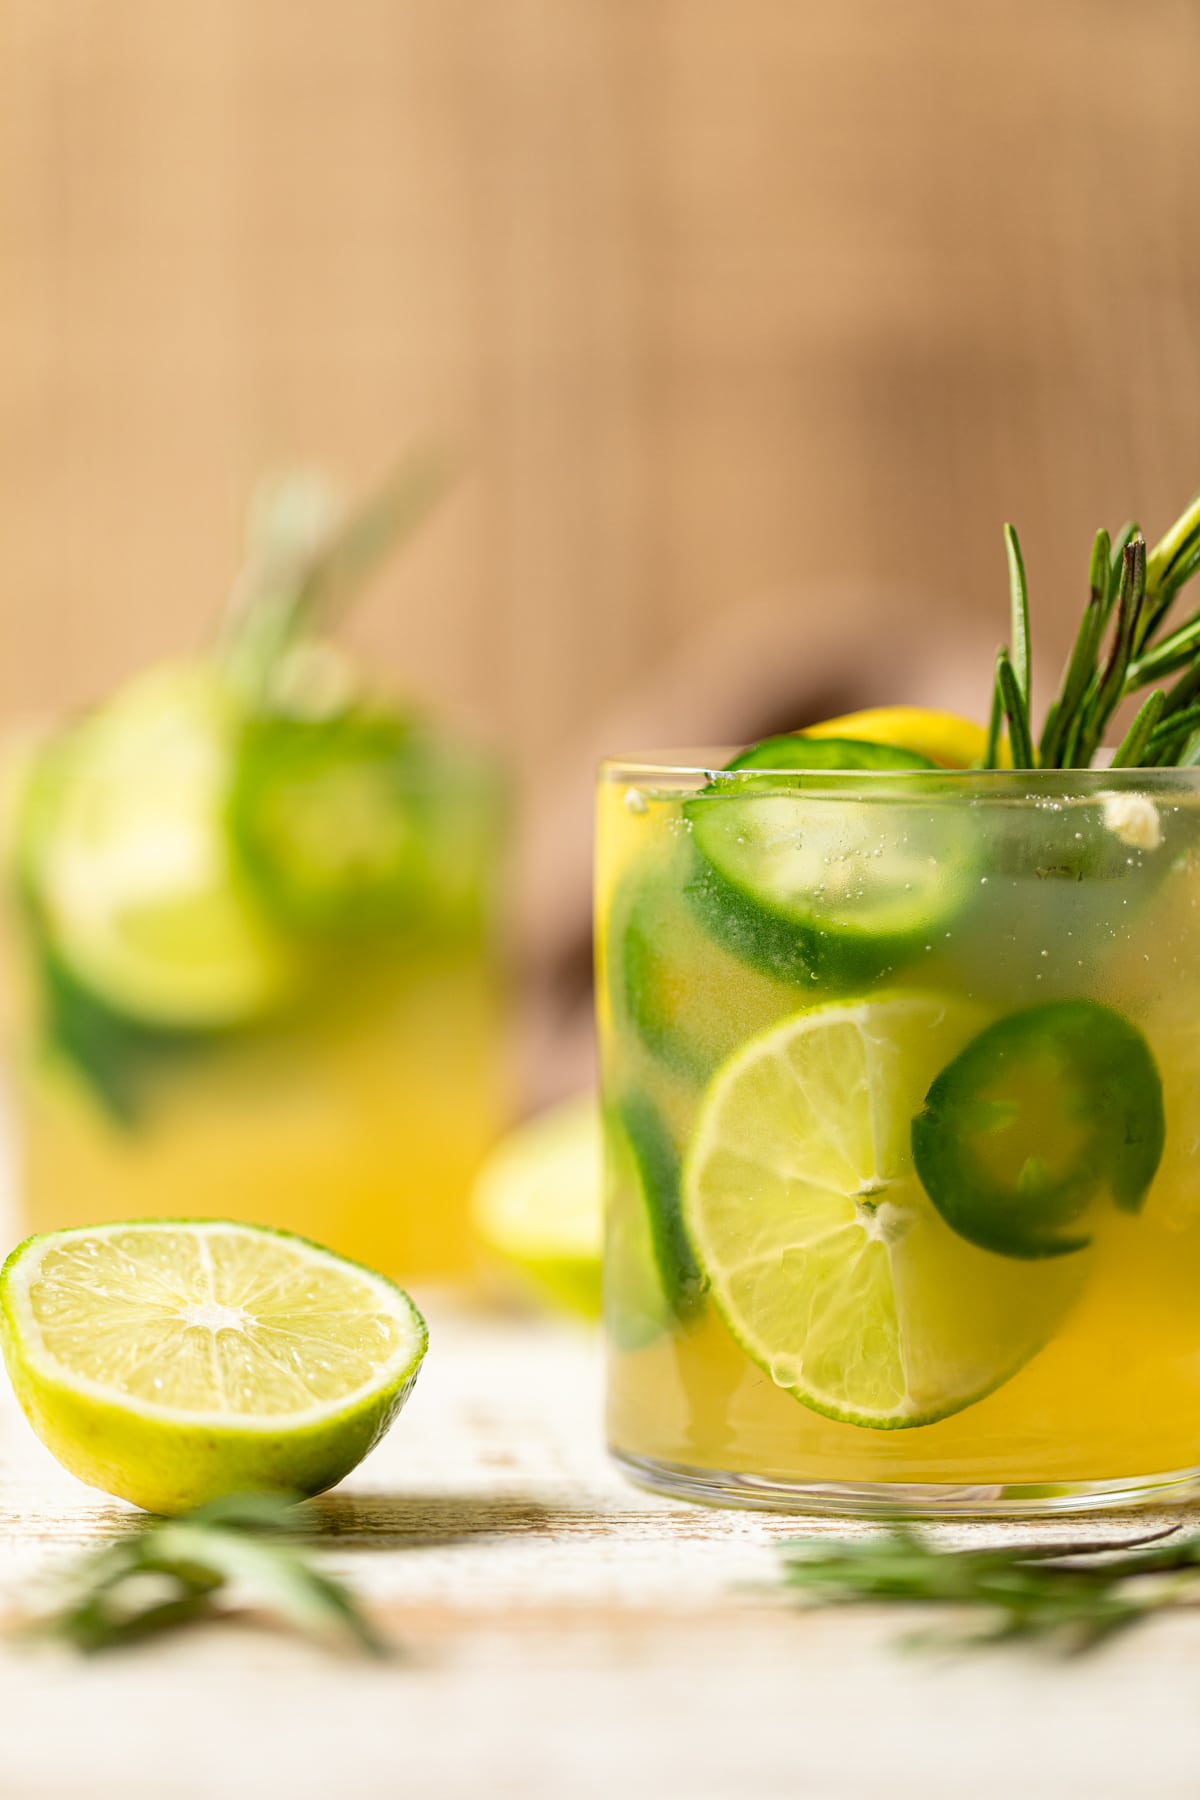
599;753;1200;1514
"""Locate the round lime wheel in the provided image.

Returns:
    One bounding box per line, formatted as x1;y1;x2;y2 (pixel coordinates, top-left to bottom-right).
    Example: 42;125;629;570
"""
683;994;1081;1428
18;663;294;1030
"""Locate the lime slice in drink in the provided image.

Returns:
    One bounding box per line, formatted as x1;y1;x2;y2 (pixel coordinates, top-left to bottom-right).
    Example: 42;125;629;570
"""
683;994;1080;1428
19;663;294;1030
685;736;975;985
606;1090;705;1350
912;999;1165;1259
606;846;803;1082
0;1220;427;1514
472;1094;603;1318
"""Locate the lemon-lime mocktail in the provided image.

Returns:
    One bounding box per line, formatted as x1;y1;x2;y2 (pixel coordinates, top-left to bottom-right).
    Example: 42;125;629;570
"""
1;469;509;1279
598;749;1200;1513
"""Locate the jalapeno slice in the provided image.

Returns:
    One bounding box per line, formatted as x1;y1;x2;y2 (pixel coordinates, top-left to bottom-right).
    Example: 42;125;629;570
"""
911;999;1165;1259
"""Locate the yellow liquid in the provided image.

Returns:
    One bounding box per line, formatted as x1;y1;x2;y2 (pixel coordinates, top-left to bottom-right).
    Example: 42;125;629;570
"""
9;944;509;1280
598;762;1200;1499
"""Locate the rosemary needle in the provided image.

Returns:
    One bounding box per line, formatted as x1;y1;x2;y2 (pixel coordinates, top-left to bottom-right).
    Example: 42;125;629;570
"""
25;1493;389;1658
778;1521;1200;1653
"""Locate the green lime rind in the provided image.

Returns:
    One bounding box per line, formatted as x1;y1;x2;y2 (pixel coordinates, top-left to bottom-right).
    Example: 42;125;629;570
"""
606;847;803;1083
683;736;977;987
620;1090;704;1320
911;999;1165;1260
604;1091;705;1351
0;1219;428;1516
683;993;1081;1430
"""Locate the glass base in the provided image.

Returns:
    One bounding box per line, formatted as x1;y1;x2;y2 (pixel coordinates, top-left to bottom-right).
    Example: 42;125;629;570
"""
611;1448;1200;1519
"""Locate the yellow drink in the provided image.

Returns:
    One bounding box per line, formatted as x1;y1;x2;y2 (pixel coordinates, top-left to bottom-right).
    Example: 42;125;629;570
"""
8;944;506;1276
4;661;509;1280
598;757;1200;1513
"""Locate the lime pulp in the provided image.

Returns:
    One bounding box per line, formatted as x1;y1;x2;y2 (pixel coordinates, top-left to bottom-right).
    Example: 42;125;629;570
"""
683;994;1081;1428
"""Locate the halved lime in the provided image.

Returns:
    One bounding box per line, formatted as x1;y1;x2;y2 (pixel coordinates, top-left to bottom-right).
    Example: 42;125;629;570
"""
683;994;1080;1428
684;736;975;986
471;1094;603;1318
19;664;294;1030
911;999;1165;1259
0;1220;427;1514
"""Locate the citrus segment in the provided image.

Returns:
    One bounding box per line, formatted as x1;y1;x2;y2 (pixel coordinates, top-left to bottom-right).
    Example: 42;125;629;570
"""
472;1094;603;1318
19;664;293;1030
683;995;1080;1428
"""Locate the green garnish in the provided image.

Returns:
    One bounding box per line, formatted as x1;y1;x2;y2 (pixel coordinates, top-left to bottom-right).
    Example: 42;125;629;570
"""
911;999;1164;1259
28;1493;387;1657
220;454;448;710
684;736;973;986
990;493;1200;767
777;1521;1200;1654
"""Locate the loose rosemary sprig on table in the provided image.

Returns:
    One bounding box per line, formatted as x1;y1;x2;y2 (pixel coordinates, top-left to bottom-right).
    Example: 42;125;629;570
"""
25;1493;388;1658
986;493;1200;769
778;1521;1200;1654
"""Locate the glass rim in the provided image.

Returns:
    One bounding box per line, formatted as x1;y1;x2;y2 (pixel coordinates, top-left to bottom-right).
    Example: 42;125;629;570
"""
598;751;1200;801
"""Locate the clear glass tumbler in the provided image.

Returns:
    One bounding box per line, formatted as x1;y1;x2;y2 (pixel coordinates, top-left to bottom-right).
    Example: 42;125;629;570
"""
2;662;509;1280
598;754;1200;1515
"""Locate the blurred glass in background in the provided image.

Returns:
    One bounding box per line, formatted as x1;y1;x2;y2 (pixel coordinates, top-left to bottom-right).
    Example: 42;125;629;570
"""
1;468;509;1276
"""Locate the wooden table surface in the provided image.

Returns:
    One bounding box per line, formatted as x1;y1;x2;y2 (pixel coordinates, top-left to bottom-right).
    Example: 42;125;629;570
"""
0;1283;1197;1800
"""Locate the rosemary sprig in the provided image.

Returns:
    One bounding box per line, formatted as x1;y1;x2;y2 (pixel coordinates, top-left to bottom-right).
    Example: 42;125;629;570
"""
777;1521;1200;1653
27;1492;388;1657
1038;529;1109;767
996;651;1034;770
983;648;1005;770
220;451;449;709
1110;688;1165;768
1004;523;1031;713
1071;536;1147;769
985;493;1200;770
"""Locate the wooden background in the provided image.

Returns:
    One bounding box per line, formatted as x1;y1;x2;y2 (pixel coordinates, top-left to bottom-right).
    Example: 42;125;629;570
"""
3;0;1200;786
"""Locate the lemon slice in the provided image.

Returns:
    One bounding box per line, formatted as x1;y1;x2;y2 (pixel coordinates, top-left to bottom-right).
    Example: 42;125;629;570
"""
0;1220;427;1513
683;995;1080;1428
20;663;294;1030
802;706;992;769
472;1095;603;1318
